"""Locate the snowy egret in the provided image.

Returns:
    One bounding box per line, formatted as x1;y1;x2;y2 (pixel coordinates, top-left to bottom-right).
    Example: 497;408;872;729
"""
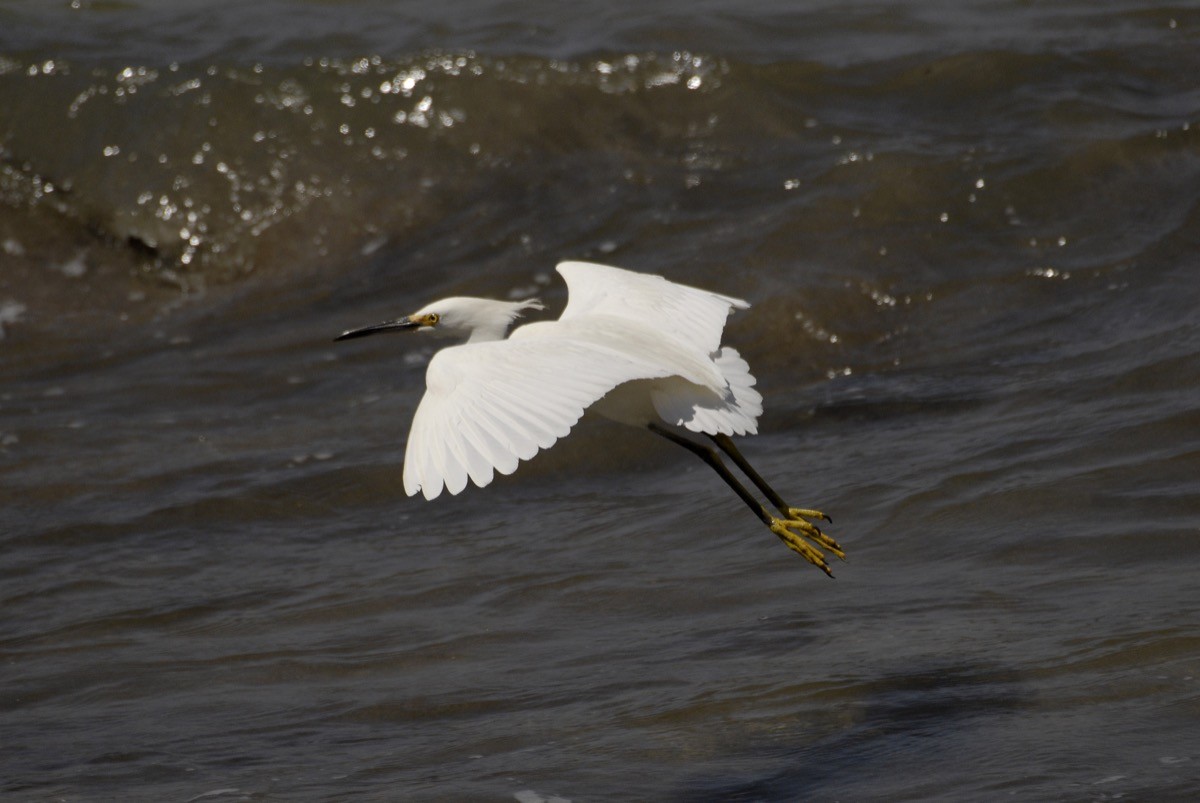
336;261;844;575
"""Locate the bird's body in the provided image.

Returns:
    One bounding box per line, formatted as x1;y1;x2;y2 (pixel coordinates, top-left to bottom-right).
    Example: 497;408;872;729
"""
336;261;844;575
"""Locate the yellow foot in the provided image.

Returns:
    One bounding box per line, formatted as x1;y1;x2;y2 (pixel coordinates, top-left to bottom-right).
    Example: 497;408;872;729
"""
769;510;846;577
786;507;833;525
783;508;845;558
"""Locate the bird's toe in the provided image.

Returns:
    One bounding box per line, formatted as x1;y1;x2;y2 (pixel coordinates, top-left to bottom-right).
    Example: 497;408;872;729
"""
785;506;833;524
769;517;837;577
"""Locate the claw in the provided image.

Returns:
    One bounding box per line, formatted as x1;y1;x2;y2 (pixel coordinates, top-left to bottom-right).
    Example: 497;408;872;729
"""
780;508;845;560
770;520;833;576
786;507;833;525
769;516;839;577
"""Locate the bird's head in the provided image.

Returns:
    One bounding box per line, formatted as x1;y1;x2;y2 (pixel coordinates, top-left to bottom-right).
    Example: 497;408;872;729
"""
335;296;544;345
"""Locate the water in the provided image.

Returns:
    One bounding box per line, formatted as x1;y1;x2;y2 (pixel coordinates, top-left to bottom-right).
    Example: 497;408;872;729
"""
2;1;1199;799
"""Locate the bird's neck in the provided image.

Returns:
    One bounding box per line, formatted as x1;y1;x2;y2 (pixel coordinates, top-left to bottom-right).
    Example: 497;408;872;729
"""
465;326;510;344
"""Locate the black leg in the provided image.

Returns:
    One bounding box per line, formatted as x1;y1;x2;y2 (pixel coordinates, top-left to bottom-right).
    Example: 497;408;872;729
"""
647;424;840;576
708;433;832;523
647;424;774;527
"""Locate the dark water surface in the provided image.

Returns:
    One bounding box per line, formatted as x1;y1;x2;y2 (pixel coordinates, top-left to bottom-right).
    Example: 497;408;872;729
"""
3;1;1199;800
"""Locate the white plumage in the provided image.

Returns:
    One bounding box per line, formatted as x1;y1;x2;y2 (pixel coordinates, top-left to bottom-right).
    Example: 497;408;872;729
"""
399;262;760;499
336;260;843;576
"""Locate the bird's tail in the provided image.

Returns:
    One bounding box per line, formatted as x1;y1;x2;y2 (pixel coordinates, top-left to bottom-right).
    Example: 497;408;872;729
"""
649;347;762;437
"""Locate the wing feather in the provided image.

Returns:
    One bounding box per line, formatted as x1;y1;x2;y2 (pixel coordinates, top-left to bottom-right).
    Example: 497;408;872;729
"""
455;410;517;479
556;261;747;356
483;386;563;445
472;392;545;459
402;335;671;499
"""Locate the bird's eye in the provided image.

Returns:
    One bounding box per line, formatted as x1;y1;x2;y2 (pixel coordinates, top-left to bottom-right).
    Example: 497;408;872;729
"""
427;313;440;325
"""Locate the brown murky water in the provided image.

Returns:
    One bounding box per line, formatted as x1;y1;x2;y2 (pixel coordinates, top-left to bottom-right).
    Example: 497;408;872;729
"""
2;1;1198;799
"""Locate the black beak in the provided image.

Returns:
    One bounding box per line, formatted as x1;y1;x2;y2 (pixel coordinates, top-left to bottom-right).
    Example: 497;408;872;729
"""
334;317;419;341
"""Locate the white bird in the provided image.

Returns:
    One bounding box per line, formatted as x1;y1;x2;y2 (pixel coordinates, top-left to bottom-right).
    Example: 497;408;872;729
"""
336;261;844;575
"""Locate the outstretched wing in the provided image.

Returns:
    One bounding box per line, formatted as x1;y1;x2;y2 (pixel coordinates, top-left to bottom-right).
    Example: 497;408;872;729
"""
403;334;670;500
556;261;748;355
